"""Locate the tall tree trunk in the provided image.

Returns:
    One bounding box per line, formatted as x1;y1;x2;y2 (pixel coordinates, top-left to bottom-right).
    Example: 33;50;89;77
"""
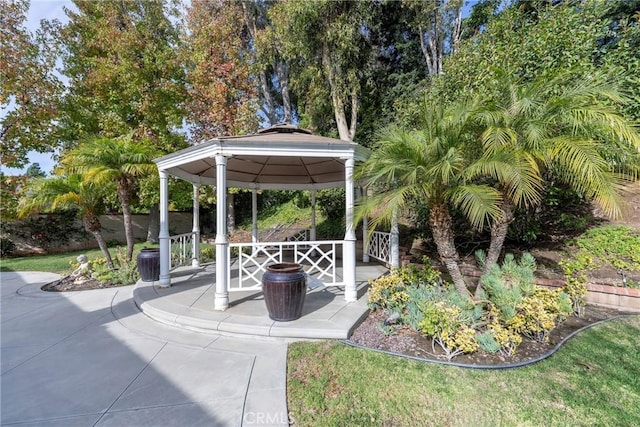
322;42;354;141
429;203;471;298
146;202;159;243
83;215;114;269
259;69;277;125
451;4;463;54
476;199;515;298
118;181;135;260
276;60;292;123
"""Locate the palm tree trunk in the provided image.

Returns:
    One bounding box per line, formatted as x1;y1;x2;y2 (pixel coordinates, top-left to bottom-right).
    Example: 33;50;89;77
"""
476;199;515;298
118;181;135;260
83;215;114;269
429;203;471;298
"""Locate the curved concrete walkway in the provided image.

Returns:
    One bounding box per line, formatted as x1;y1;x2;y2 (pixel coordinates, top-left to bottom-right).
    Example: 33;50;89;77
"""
0;272;288;427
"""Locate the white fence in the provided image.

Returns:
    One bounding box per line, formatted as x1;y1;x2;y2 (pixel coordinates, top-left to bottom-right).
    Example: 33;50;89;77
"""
169;232;195;269
229;240;342;291
367;231;391;265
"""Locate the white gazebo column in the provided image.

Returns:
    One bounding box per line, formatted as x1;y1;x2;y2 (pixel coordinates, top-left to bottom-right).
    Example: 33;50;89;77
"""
214;155;229;310
360;187;370;263
310;190;316;242
343;158;357;302
251;189;258;252
390;208;400;268
158;170;171;287
191;183;200;267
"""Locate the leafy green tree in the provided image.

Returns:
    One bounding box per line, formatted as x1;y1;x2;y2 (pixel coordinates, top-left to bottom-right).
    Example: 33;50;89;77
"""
53;0;188;242
61;135;158;260
17;174;114;268
469;72;640;296
429;0;639;112
182;0;259;140
55;0;186;153
241;0;295;126
356;101;502;298
0;174;27;224
401;0;465;76
1;0;62;167
269;0;373;141
25;162;46;178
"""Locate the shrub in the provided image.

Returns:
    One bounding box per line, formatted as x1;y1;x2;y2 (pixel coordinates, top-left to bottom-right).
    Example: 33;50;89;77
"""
368;262;442;313
9;210;86;251
106;239;121;248
563;274;588;317
480;253;538;320
367;271;408;312
418;301;479;359
316;188;345;220
316;218;344;239
398;260;442;286
91;248;139;285
559;255;590;317
509;288;572;342
486;311;523;357
0;238;16;257
368;254;576;359
476;331;501;354
200;246;215;263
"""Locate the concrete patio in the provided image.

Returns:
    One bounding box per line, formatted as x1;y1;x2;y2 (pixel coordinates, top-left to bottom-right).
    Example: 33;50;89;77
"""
1;271;289;426
134;260;388;340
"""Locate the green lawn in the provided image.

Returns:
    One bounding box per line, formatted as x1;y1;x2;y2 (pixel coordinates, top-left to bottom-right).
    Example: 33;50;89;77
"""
0;242;158;274
288;316;640;426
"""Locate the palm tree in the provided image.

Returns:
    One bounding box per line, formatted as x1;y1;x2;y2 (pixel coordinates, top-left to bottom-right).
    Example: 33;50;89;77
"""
356;101;502;298
18;174;115;269
469;72;640;296
61;134;158;260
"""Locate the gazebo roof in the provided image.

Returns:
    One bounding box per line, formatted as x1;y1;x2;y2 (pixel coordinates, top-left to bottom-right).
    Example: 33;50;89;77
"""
154;124;370;190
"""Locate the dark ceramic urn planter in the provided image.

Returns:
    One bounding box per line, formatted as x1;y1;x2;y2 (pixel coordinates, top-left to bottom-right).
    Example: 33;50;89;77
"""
262;263;307;321
137;248;160;282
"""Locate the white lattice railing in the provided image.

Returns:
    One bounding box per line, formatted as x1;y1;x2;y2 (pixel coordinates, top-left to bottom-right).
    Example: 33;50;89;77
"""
170;232;195;269
367;231;391;264
229;240;342;291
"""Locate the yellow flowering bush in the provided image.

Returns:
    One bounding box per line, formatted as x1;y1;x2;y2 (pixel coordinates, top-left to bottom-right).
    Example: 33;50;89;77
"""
484;306;522;356
564;275;587;317
419;301;479;359
489;321;523;357
367;272;408;311
508;288;572;342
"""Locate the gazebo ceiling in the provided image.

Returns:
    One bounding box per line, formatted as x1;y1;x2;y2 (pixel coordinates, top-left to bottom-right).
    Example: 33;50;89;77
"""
154;124;370;190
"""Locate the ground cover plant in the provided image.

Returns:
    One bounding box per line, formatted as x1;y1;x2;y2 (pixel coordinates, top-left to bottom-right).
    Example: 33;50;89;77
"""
365;253;582;360
560;225;640;288
287;316;640;426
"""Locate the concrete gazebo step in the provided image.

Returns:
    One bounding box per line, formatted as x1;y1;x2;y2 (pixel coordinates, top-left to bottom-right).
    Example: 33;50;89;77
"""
132;265;384;339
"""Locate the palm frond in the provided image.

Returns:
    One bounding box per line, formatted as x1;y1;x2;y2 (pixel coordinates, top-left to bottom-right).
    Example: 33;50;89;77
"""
448;184;503;230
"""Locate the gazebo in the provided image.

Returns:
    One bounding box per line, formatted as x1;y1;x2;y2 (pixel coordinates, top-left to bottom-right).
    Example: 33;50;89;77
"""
153;124;398;311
